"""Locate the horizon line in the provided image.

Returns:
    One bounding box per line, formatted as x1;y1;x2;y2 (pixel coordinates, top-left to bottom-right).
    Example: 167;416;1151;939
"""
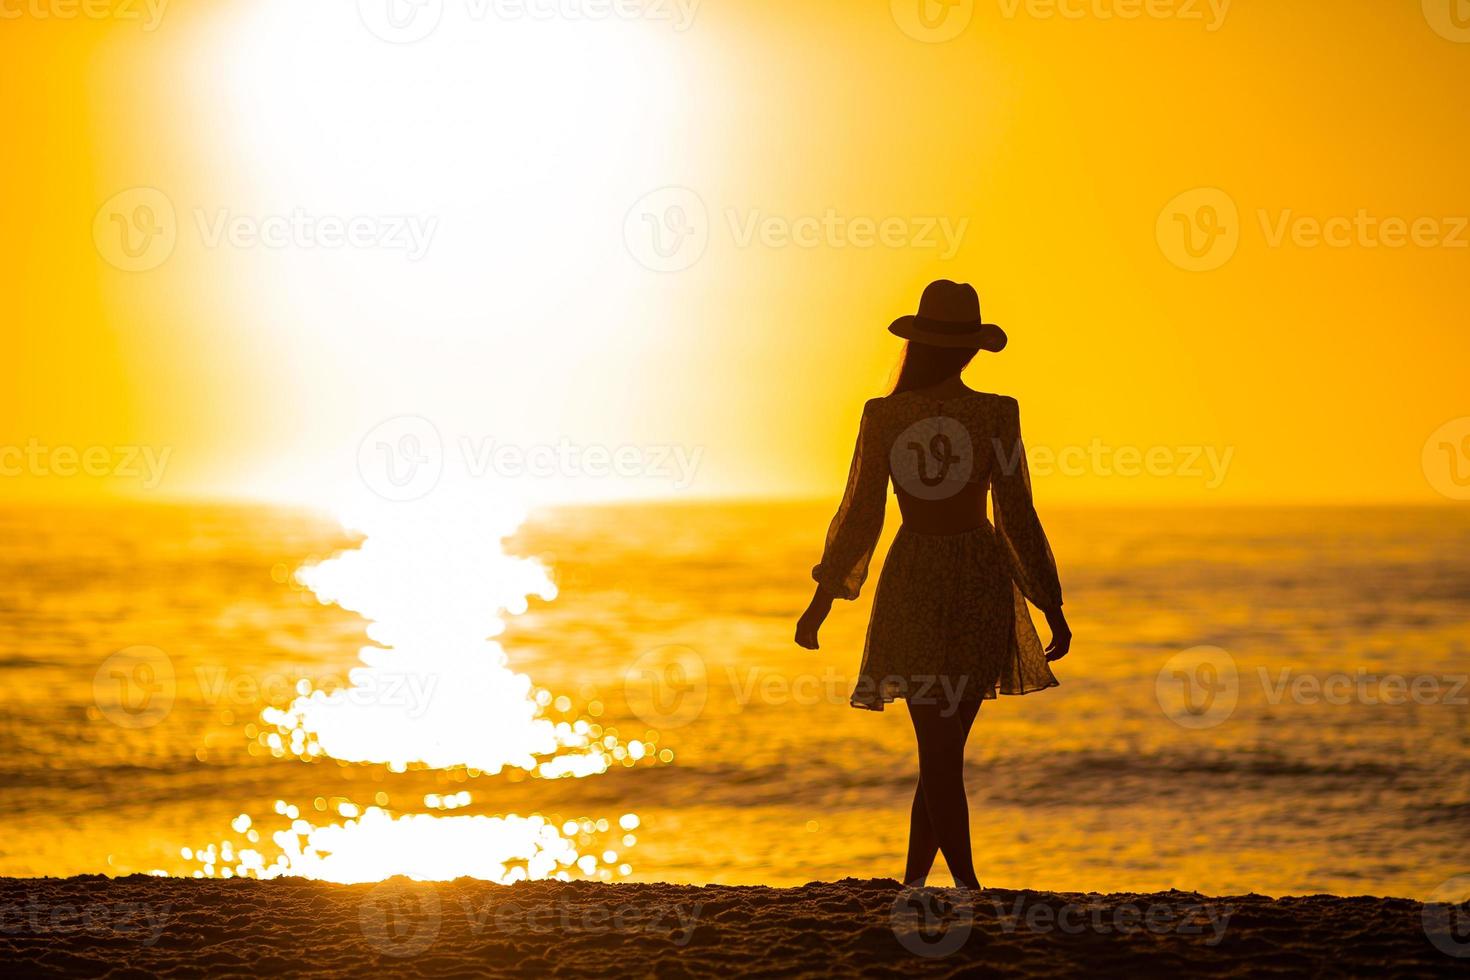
0;488;1462;513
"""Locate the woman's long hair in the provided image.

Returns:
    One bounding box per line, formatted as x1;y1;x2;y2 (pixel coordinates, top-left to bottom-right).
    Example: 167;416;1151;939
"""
889;341;977;395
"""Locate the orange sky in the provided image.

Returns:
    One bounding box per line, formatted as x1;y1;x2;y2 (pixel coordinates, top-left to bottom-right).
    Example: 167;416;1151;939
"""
4;0;1467;505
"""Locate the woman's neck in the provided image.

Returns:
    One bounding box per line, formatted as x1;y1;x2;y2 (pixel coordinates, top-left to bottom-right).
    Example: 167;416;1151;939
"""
921;375;972;397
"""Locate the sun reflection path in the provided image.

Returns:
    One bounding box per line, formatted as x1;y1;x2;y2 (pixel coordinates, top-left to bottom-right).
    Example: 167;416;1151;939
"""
262;494;608;775
181;806;642;885
187;492;659;884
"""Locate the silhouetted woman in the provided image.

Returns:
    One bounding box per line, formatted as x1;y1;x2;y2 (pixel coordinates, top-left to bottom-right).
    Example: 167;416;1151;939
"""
795;280;1071;890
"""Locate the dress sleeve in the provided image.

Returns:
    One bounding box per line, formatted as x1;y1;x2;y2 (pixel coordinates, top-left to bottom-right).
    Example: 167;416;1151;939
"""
992;397;1064;611
812;400;888;600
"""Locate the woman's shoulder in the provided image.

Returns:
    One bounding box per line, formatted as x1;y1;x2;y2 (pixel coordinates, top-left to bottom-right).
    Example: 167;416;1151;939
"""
870;388;1018;411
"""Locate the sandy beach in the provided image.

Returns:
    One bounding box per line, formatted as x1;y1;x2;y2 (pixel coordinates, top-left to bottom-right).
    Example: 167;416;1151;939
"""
1;875;1464;978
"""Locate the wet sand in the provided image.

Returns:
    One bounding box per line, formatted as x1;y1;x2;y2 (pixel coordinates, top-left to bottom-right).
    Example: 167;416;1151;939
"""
0;875;1464;977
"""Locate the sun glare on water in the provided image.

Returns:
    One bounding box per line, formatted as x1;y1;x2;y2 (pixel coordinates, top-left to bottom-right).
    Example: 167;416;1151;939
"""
183;491;658;884
264;493;606;776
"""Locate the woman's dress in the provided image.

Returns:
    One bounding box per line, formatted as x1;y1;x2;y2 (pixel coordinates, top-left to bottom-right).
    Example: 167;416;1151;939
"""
811;390;1064;711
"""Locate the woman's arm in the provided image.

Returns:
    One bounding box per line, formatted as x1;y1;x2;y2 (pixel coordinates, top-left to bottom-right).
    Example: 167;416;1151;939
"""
992;397;1071;661
796;401;888;650
794;584;834;650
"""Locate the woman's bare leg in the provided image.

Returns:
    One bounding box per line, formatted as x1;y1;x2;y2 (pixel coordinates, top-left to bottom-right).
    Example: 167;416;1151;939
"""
903;698;981;884
903;777;938;886
904;698;982;889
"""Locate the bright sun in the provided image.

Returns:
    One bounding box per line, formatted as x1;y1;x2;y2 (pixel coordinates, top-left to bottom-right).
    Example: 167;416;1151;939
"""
192;1;700;507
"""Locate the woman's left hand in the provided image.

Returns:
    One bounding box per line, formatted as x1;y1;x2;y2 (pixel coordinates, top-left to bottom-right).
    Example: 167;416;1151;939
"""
1043;607;1072;662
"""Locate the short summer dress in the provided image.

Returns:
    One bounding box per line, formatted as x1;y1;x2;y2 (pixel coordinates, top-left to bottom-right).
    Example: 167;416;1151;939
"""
811;390;1064;711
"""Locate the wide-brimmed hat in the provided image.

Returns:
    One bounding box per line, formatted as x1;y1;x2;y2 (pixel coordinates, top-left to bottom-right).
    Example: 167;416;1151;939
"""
888;280;1007;352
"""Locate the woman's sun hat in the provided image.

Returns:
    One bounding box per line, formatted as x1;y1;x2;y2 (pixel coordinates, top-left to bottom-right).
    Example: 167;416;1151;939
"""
888;279;1007;352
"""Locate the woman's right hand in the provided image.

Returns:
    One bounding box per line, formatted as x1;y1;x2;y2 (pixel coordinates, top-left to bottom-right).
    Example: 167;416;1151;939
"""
1043;607;1072;662
795;588;833;650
